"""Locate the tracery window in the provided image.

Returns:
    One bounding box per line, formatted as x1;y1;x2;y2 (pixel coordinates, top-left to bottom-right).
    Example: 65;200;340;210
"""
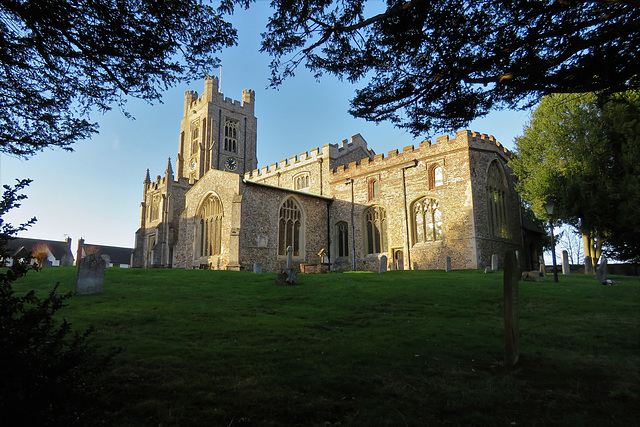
224;119;238;153
487;160;509;239
294;173;310;191
198;194;223;257
364;206;388;254
335;221;349;258
278;198;302;256
412;197;443;244
368;178;379;200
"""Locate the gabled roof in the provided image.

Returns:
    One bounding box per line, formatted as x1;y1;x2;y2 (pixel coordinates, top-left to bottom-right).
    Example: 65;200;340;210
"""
4;237;73;260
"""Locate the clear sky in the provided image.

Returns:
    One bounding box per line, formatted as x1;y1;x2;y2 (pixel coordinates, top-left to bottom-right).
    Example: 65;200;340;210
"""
1;4;532;249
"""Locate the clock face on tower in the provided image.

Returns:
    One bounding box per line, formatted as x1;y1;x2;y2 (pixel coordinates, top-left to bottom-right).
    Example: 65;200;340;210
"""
225;157;238;171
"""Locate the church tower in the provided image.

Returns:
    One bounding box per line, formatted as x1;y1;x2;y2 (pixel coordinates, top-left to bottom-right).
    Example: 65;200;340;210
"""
177;75;257;180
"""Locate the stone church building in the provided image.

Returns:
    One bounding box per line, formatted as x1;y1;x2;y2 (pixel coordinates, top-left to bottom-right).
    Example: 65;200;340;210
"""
133;76;536;272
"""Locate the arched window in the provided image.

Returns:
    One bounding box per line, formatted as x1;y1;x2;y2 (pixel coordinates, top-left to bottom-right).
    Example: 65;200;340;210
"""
335;221;349;258
278;198;302;256
412;197;442;244
368;178;379;200
364;206;388;254
150;194;161;222
224;119;238;153
487;160;509;239
198;194;223;257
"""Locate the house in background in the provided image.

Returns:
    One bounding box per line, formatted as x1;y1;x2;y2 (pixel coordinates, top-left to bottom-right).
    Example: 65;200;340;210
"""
3;237;75;267
75;238;134;268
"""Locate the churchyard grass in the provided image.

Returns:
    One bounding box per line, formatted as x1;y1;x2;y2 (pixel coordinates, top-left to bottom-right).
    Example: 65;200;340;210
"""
13;268;639;426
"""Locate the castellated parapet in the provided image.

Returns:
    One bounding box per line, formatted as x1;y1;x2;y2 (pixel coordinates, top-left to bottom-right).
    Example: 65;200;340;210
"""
183;75;255;117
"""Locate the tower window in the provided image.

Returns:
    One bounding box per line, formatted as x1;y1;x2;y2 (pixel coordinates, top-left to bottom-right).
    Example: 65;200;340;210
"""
191;121;199;156
429;164;444;189
224;119;238;153
149;194;161;222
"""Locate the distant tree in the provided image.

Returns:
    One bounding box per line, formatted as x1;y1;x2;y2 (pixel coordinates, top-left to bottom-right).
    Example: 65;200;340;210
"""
256;0;639;135
509;91;640;264
1;0;238;157
30;242;51;267
557;226;584;265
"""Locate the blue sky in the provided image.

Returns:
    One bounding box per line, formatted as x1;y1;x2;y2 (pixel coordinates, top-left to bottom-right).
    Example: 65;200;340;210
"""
1;4;532;249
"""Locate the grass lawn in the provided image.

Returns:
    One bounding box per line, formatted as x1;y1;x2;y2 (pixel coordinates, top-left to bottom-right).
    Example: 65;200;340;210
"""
12;267;640;426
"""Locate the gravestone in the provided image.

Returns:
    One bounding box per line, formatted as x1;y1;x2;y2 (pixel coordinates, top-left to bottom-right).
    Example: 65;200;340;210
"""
276;246;299;285
539;256;546;277
379;255;387;273
253;262;262;274
445;256;452;272
75;253;106;295
491;254;499;271
503;250;520;367
596;257;608;283
562;250;571;275
584;256;594;275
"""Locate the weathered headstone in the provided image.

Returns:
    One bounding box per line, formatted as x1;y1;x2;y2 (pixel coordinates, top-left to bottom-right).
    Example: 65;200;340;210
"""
379;255;387;273
75;253;106;295
584;256;594;275
276;246;299;285
596;257;608;283
562;250;571;275
253;262;262;274
445;256;452;272
503;250;520;367
539;256;546;277
491;254;499;271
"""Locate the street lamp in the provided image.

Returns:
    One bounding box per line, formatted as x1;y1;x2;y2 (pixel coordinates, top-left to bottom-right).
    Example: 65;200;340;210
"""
543;199;559;283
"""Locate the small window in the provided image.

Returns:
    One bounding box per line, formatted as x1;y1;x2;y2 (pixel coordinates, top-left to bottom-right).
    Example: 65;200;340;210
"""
294;174;310;191
429;164;443;189
368;178;379;200
224;119;238;153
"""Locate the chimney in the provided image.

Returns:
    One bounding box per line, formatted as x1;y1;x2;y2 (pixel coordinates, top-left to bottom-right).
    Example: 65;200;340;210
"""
76;238;85;266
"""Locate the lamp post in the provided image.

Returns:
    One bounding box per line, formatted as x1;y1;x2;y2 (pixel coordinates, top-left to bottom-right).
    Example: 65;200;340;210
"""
543;199;559;283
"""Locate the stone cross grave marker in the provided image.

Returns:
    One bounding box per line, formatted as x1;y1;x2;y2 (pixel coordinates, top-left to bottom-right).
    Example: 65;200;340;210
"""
562;250;571;275
379;255;387;273
76;253;106;295
445;256;452;272
503;250;520;367
286;246;293;269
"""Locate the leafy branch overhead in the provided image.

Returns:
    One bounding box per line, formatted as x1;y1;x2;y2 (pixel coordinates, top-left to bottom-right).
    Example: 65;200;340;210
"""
0;0;237;157
260;0;640;135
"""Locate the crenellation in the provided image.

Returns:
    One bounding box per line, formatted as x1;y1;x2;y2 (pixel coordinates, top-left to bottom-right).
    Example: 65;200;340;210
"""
437;135;449;143
403;145;414;153
419;140;432;148
388;149;399;157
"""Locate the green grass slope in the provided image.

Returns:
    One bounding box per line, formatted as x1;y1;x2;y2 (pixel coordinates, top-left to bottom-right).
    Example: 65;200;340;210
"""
13;268;640;426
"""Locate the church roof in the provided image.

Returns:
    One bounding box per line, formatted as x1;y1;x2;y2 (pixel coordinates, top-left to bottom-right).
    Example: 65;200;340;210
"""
243;179;334;201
